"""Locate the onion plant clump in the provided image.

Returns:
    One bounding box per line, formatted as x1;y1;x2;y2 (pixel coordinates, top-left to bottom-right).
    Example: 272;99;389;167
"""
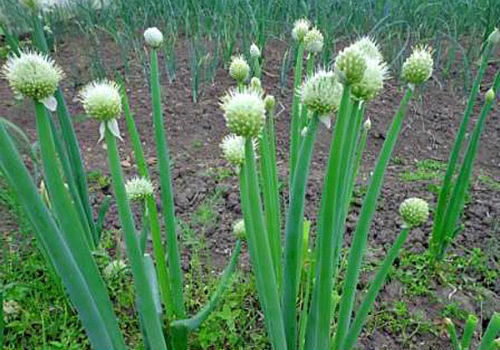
218;21;436;349
0;25;242;350
430;27;500;262
446;313;500;350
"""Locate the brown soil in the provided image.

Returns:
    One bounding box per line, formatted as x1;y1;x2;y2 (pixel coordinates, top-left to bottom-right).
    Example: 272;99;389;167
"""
1;33;499;350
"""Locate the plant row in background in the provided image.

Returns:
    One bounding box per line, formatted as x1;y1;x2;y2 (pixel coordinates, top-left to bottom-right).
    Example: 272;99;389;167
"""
1;2;500;350
1;0;499;98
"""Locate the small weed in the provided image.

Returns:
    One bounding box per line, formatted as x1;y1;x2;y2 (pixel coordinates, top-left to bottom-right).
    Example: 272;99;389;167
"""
400;159;446;182
477;173;500;191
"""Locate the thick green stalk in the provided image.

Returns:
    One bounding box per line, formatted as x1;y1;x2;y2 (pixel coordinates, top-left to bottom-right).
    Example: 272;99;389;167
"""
334;88;413;349
282;115;319;350
446;319;461;350
260;110;282;287
437;73;500;259
122;85;148;178
0;120;127;350
304;84;352;350
431;42;494;258
289;42;305;184
121;83;173;318
479;313;500;350
461;314;478;350
244;138;287;350
150;48;185;318
298;54;315;132
342;227;410;350
105;128;168;350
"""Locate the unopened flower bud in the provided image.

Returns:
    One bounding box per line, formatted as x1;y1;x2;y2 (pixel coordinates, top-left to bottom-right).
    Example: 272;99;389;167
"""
264;95;276;111
250;43;261;58
233;219;246;239
250;77;263;93
488;27;500;45
229;55;250;82
144;27;164;48
485;88;495;103
363;118;372;131
401;45;433;85
399;197;429;228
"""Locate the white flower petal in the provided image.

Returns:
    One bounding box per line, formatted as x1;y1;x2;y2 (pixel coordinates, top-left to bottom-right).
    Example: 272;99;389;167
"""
107;119;123;141
319;115;331;129
98;122;106;143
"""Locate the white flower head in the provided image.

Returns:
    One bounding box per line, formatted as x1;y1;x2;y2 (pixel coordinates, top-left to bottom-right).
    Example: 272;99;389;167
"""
250;76;263;94
353;36;383;62
233;219;246;239
250;43;261;58
221;88;266;138
399;197;429;228
334;44;367;84
80;80;123;141
352;58;389;101
144;27;164;48
220;134;245;167
264;95;276;111
292;18;311;42
125;176;154;201
229;55;250;82
304;27;324;53
2;50;63;110
401;45;433;85
300;69;343;127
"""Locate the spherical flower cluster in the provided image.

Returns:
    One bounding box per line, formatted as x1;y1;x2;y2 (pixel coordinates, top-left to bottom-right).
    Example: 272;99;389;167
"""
351;58;388;101
221;88;266;138
144;27;164;48
229;55;250;82
220;134;245;167
401;45;433;85
80;80;122;122
250;43;261;58
233;219;246;240
125;177;154;201
304;27;324;53
264;95;276;111
300;70;343;118
399;197;429;228
334;45;367;84
353;36;383;62
2;51;63;102
292;18;310;42
250;77;263;94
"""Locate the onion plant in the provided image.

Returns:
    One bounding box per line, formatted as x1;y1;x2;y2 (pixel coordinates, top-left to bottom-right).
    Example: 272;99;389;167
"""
446;313;500;350
219;21;434;350
430;27;500;262
0;26;242;350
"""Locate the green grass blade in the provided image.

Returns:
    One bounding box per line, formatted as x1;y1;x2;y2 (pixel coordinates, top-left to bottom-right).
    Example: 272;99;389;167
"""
430;42;494;258
334;88;413;349
105;128;168;350
342;227;410;350
244;138;287;350
150;49;185;319
461;314;478;350
438;73;500;259
304;84;352;350
445;318;461;350
282;115;319;350
0;114;127;350
479;313;500;350
289;43;305;185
